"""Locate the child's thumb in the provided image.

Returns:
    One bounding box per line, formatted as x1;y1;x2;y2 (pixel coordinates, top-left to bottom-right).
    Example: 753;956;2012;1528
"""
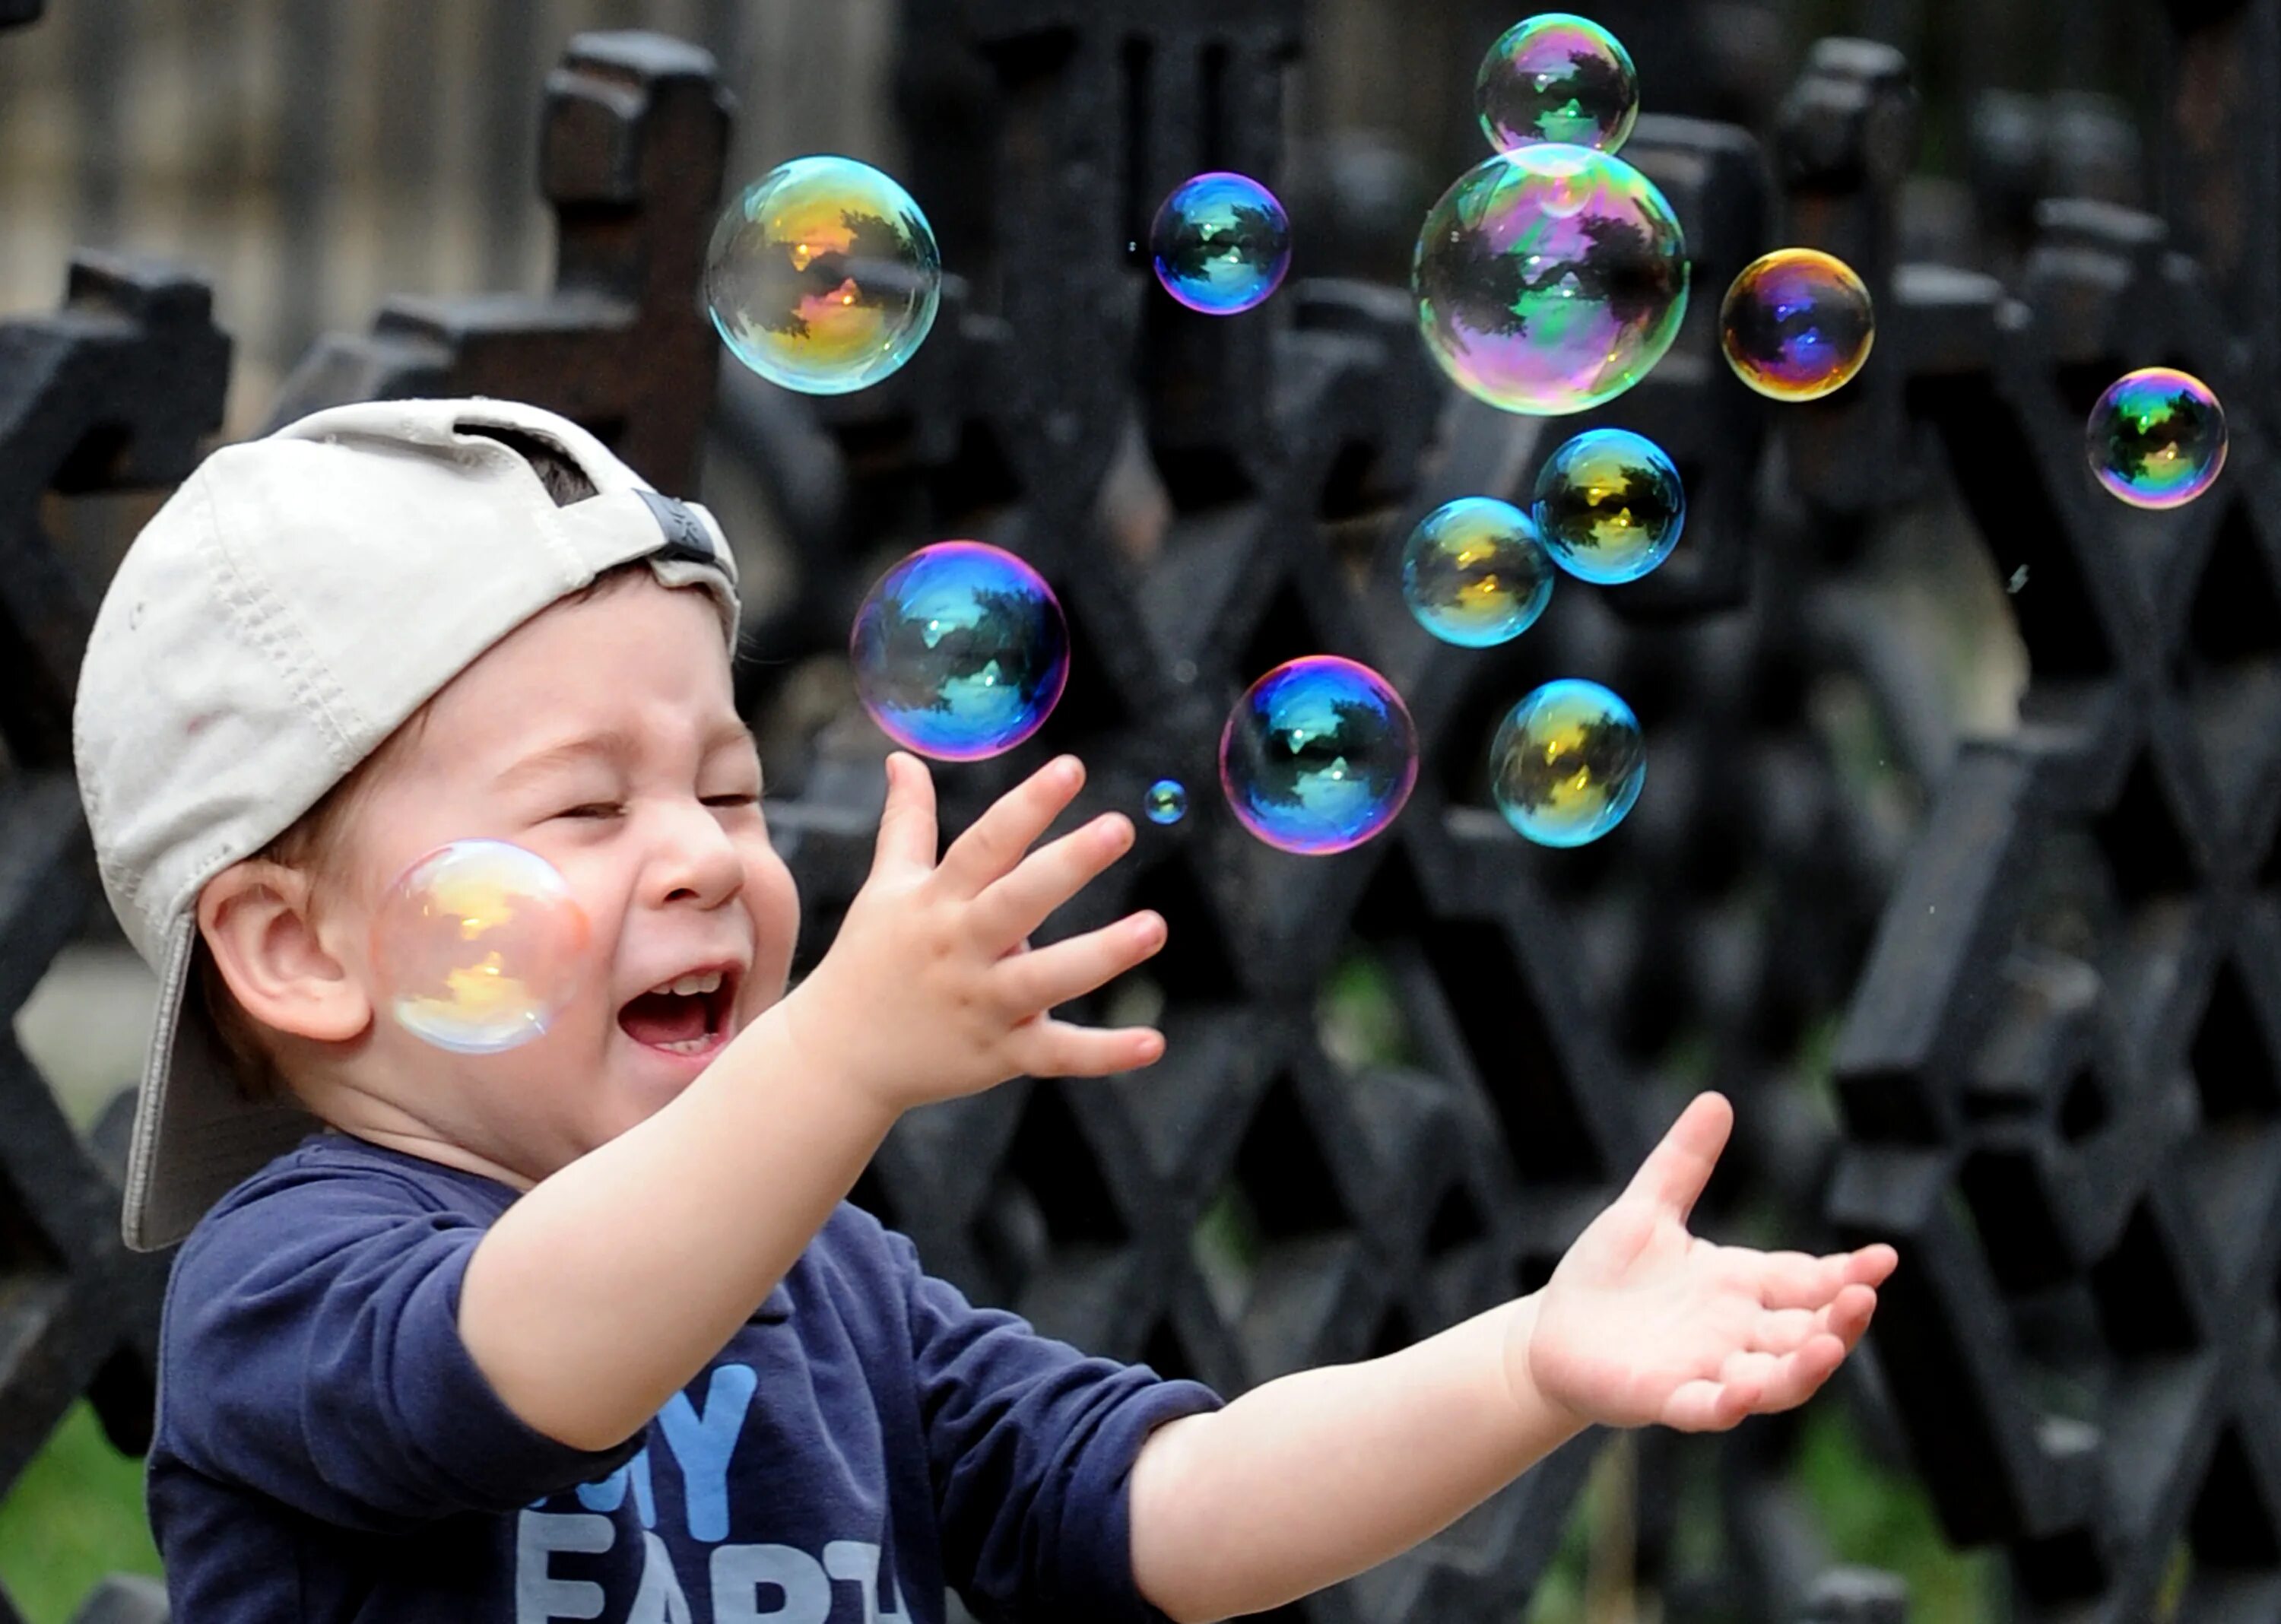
870;752;939;879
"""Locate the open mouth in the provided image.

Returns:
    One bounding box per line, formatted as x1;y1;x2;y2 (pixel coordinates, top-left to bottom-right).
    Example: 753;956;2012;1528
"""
617;965;741;1056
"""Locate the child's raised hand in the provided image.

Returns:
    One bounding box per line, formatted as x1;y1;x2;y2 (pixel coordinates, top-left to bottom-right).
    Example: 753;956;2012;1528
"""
785;751;1167;1116
1511;1092;1898;1433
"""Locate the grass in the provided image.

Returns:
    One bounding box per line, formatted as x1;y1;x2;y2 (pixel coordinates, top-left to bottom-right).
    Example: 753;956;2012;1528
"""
0;1402;163;1624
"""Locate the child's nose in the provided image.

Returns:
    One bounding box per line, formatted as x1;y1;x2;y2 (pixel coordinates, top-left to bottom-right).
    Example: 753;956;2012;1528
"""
650;804;746;906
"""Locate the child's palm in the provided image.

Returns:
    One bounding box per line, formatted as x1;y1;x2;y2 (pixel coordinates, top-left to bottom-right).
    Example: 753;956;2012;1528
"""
1514;1094;1896;1433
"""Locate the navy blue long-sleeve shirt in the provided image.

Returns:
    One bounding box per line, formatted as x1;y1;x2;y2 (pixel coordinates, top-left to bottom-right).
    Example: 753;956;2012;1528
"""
147;1131;1225;1623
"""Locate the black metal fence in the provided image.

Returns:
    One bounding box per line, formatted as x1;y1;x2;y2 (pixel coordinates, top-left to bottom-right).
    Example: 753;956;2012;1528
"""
5;1;2279;1621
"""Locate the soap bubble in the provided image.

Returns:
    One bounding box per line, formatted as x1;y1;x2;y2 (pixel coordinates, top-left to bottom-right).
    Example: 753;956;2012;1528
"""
1401;497;1556;646
1531;428;1685;583
850;541;1069;761
1145;779;1189;825
1476;13;1639;155
706;156;942;395
1220;657;1418;855
1151;172;1293;316
1719;249;1874;401
1490;679;1645;847
1412;144;1689;415
370;840;592;1055
2086;367;2226;509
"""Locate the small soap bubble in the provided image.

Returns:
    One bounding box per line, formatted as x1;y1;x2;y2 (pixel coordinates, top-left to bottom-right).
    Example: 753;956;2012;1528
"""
850;541;1069;761
1531;427;1685;584
1151;172;1293;316
370;840;592;1055
1413;144;1689;415
1220;657;1418;855
706;156;942;395
1719;249;1875;401
1401;497;1556;646
1476;13;1640;155
1145;779;1189;825
2086;367;2226;509
1490;678;1645;847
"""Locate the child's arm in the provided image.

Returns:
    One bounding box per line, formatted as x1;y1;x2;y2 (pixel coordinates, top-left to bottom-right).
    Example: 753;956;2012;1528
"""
458;753;1165;1451
1125;1093;1898;1624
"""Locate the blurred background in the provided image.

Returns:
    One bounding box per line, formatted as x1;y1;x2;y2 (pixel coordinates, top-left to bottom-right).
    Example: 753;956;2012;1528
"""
0;2;2187;1620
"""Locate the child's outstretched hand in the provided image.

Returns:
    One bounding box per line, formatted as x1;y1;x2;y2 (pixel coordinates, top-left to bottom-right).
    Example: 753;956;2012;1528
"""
1512;1091;1898;1433
786;751;1167;1116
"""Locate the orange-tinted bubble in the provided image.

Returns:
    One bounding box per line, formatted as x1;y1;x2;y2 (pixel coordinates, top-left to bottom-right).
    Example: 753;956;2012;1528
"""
1719;249;1874;401
370;839;591;1055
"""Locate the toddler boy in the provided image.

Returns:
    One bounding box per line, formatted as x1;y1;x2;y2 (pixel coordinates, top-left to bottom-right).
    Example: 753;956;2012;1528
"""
72;398;1893;1624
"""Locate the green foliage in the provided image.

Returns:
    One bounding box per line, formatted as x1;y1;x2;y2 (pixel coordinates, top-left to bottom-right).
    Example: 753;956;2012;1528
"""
0;1401;163;1624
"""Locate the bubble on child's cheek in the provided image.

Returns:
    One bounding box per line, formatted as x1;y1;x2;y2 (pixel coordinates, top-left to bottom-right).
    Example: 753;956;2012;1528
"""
849;541;1069;760
370;839;591;1054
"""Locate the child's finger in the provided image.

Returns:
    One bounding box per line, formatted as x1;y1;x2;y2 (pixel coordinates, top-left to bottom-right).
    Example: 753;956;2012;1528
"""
971;814;1135;953
868;753;940;880
993;912;1166;1013
936;756;1085;896
1014;1018;1166;1079
1620;1091;1732;1224
1662;1376;1750;1432
1743;1305;1826;1357
1745;1335;1847;1415
1740;1247;1861;1312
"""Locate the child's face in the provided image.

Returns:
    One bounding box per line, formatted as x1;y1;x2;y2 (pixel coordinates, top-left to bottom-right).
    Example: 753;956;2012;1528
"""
306;576;798;1184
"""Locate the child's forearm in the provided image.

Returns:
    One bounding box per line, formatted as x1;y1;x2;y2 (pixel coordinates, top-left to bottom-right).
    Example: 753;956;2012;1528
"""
457;1006;897;1451
1128;1293;1587;1623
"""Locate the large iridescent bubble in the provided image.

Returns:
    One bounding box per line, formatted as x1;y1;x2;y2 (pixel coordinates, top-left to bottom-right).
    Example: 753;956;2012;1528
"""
1476;13;1640;155
1719;249;1874;401
370;840;592;1055
1412;144;1689;415
2086;367;2227;509
1401;497;1556;646
1220;657;1418;855
1490;679;1645;847
706;156;942;395
1531;428;1686;583
850;541;1069;761
1151;172;1293;316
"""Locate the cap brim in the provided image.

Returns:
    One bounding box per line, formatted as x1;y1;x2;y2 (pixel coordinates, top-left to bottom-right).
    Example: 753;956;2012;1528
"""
121;913;319;1252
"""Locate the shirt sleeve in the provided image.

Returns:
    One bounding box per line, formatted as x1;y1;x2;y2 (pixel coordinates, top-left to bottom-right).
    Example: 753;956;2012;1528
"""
160;1168;647;1533
887;1227;1226;1624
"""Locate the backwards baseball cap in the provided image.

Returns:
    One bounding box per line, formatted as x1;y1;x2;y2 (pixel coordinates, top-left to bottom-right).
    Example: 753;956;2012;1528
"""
71;398;742;1252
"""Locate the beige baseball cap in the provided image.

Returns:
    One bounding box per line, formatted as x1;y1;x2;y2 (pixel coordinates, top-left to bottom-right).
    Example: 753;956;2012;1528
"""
71;398;741;1251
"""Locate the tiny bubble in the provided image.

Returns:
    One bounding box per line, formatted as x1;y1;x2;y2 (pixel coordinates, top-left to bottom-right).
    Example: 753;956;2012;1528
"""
2007;564;2029;594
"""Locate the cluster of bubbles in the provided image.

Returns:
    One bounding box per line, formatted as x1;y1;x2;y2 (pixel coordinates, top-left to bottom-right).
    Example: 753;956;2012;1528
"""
703;19;1924;874
370;839;591;1055
2085;366;2227;509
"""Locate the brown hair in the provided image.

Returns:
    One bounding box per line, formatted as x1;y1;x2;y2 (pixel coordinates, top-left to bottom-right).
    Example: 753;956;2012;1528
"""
197;430;661;1102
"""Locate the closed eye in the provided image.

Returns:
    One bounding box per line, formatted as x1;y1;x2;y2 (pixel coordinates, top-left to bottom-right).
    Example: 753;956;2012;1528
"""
556;803;624;820
703;794;760;809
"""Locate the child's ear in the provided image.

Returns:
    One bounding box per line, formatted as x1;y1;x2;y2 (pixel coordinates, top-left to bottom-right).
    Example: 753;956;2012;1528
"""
198;859;370;1043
